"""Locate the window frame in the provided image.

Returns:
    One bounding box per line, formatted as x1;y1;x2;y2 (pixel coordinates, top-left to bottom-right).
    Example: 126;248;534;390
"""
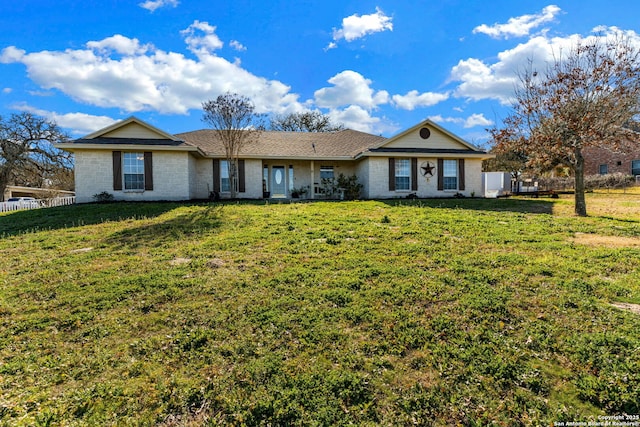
219;159;243;193
442;159;458;191
123;152;145;191
288;165;294;193
631;159;640;176
599;164;609;175
394;158;411;191
320;166;334;181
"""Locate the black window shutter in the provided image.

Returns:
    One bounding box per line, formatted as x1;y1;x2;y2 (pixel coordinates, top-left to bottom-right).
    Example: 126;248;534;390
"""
144;152;153;191
213;159;220;193
113;151;122;190
437;158;444;191
458;159;465;191
238;159;246;193
411;158;418;191
388;158;395;191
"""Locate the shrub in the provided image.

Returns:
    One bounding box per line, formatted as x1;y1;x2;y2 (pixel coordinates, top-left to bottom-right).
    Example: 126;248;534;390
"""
320;174;363;200
92;191;115;202
538;173;634;191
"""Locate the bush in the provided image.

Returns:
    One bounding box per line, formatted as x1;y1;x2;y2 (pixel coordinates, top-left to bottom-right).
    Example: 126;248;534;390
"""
537;173;634;191
585;173;635;190
320;174;363;200
92;191;115;202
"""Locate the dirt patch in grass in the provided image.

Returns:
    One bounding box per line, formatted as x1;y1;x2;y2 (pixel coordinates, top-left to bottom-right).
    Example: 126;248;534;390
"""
571;233;640;248
70;247;94;253
206;258;225;269
611;302;640;315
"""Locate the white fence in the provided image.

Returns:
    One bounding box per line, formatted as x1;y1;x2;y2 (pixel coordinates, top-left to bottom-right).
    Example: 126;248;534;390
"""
0;196;75;213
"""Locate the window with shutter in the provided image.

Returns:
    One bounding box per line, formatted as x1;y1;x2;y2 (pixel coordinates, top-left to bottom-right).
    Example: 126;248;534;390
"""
395;159;411;190
217;159;245;193
443;160;458;190
123;152;145;190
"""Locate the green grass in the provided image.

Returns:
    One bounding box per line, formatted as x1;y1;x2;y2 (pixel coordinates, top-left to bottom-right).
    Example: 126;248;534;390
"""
1;195;639;426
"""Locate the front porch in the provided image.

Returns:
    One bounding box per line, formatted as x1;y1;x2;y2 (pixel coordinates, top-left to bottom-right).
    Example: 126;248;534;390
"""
261;160;358;200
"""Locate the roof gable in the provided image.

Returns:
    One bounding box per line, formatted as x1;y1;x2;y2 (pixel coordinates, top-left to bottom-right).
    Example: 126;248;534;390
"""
373;119;481;152
83;116;181;141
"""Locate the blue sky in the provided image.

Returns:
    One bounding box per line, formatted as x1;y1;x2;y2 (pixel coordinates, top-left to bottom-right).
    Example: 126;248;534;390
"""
2;1;639;145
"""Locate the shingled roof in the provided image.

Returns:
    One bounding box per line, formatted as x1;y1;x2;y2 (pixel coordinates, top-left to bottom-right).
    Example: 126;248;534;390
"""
70;137;191;147
176;129;387;159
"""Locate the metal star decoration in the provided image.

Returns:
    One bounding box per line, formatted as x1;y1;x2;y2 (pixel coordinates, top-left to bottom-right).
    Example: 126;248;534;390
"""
421;162;435;177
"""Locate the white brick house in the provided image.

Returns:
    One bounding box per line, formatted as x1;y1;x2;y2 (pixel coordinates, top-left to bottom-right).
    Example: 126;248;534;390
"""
56;117;494;203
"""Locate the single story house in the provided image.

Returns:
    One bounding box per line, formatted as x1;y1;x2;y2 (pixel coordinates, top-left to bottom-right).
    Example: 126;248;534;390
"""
56;117;494;203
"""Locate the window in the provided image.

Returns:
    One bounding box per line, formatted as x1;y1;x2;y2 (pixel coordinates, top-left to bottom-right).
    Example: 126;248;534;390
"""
443;159;458;190
599;164;608;175
289;165;294;192
632;160;640;176
320;166;334;181
263;165;269;192
220;160;231;192
123;152;145;190
214;159;244;194
395;159;411;190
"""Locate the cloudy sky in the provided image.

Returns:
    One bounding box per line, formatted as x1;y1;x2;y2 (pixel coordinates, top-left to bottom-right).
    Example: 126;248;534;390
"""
2;0;639;144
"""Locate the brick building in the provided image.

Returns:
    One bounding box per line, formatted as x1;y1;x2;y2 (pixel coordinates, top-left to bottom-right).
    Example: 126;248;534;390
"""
583;142;640;177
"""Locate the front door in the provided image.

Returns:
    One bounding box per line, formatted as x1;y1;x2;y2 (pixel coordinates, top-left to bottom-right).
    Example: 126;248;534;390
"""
271;166;286;198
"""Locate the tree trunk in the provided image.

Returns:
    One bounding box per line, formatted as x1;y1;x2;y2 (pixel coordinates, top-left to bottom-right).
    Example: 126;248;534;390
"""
0;168;11;202
574;147;587;216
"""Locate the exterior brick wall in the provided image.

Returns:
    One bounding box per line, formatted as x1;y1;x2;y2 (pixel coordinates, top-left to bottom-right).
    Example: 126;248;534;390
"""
364;157;484;198
74;150;191;203
74;151;488;202
583;146;640;176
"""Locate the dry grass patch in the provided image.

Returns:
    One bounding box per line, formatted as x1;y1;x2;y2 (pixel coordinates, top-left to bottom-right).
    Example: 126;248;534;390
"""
550;188;640;219
610;302;640;315
571;232;640;248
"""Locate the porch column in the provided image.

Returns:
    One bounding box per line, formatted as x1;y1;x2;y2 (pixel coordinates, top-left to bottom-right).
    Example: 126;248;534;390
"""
310;161;315;200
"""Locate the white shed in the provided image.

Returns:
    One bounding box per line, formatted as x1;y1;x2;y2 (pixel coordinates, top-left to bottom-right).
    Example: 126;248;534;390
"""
482;172;512;198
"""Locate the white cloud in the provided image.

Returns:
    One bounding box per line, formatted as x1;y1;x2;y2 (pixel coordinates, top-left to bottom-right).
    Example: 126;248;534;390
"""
331;7;393;45
429;113;493;129
463;113;493;128
229;40;246;52
139;0;178;12
328;105;397;135
2;88;11;94
11;103;118;135
28;90;54;96
450;33;585;104
392;90;449;110
87;35;151;56
0;46;25;63
450;27;640;104
181;20;224;56
473;5;562;39
314;70;389;110
324;42;337;52
0;22;305;116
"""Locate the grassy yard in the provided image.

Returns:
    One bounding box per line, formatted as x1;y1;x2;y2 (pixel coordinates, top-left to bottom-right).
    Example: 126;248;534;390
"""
0;191;639;426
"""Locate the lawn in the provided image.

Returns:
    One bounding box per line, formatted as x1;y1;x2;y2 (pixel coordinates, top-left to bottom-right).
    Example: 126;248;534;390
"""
0;191;639;426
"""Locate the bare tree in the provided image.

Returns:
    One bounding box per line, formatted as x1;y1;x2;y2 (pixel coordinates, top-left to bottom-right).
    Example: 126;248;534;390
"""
0;113;72;200
490;36;640;216
202;93;263;199
269;111;344;132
